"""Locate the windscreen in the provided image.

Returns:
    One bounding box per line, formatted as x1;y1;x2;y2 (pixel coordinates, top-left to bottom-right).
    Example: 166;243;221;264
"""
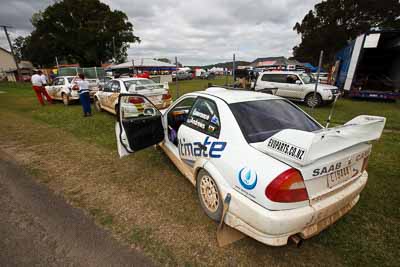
124;79;162;91
230;99;321;143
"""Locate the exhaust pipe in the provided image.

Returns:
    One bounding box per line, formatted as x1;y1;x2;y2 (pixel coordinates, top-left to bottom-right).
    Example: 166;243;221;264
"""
289;234;303;248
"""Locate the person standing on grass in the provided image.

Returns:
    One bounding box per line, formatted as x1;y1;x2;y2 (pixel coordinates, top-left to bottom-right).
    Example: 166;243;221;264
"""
40;71;48;86
72;73;92;117
31;70;53;105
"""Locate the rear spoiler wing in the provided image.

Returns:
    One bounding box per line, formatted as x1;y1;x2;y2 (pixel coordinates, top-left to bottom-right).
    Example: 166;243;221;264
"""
252;115;386;166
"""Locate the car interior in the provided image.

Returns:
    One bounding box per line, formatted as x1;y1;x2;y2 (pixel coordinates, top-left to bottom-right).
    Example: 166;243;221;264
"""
167;97;197;146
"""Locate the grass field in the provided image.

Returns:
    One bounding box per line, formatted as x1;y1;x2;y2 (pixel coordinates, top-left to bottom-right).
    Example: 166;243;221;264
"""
0;80;399;266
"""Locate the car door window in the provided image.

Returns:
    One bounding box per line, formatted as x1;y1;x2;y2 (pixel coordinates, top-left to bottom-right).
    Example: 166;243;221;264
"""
286;74;299;84
56;78;65;86
111;81;121;92
261;74;273;82
185;97;220;138
104;81;113;92
167;97;197;145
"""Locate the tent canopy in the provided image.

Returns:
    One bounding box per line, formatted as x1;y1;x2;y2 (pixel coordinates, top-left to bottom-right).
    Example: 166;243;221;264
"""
109;58;177;71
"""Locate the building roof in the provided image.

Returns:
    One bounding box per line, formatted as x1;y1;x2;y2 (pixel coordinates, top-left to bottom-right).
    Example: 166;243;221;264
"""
0;47;11;54
110;58;176;69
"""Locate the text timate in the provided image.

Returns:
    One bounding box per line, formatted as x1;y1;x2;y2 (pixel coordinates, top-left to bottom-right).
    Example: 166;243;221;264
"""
179;137;227;158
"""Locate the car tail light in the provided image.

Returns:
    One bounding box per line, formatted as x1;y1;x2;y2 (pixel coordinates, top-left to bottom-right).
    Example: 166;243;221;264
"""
265;168;309;203
72;85;79;90
162;92;172;100
361;156;369;172
128;96;144;104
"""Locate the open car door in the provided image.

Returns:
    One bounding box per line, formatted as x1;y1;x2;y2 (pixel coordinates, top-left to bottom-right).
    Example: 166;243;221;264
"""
115;93;165;158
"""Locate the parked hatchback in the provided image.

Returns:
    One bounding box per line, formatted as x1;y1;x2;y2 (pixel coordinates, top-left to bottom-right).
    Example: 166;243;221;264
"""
254;71;339;107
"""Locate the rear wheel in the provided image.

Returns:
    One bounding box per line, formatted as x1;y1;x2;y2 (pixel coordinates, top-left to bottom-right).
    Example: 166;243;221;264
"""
62;93;70;106
305;93;322;107
196;170;223;221
94;98;102;112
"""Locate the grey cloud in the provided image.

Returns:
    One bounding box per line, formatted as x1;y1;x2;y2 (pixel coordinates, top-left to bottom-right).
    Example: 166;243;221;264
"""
0;0;320;65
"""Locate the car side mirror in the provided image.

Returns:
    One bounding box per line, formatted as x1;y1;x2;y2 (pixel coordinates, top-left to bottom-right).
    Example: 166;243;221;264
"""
296;80;302;85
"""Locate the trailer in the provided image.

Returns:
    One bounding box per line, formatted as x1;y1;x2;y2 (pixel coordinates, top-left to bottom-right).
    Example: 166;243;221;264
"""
335;30;400;101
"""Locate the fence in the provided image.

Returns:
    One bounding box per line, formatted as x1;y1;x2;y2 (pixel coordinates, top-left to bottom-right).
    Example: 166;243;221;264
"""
58;67;105;79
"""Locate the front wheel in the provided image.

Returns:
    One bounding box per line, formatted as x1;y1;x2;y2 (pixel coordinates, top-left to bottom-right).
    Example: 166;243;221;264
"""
94;98;102;112
196;170;223;221
62;93;70;106
305;93;322;107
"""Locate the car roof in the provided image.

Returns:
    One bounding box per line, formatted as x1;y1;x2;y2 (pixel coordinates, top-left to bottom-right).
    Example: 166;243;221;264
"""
193;87;282;104
260;71;303;75
115;77;148;81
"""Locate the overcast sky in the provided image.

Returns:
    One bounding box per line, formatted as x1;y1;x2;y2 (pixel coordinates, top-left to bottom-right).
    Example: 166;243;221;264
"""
0;0;319;65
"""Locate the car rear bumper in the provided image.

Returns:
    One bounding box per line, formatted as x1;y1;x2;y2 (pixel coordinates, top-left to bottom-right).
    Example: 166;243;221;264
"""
225;171;368;246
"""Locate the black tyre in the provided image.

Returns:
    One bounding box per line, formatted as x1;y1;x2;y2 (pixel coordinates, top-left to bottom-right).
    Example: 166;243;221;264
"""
94;97;102;112
196;170;223;221
115;104;119;115
305;93;322;107
62;93;69;106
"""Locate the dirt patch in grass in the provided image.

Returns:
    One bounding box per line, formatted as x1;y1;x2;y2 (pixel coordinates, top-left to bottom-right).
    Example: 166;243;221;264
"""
0;111;347;266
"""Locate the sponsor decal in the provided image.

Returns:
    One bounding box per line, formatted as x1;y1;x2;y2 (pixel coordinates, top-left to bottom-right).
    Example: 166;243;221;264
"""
179;136;227;159
208;125;216;132
187;117;206;129
267;138;306;161
313;148;370;177
210;115;219;125
192;109;210;120
238;167;258;190
313;162;342;177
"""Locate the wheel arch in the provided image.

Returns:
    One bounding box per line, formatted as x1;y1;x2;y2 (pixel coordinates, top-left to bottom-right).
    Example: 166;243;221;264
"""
195;161;231;199
305;91;322;99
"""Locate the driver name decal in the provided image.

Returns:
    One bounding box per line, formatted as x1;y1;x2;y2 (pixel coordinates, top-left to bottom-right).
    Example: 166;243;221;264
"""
267;138;306;161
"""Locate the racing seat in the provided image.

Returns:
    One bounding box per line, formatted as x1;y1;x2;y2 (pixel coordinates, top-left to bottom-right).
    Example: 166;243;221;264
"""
167;110;189;145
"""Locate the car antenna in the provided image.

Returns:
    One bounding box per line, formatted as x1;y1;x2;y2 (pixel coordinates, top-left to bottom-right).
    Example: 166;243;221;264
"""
325;94;340;128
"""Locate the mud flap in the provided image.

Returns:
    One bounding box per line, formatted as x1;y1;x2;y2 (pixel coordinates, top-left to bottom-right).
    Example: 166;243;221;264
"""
217;193;245;247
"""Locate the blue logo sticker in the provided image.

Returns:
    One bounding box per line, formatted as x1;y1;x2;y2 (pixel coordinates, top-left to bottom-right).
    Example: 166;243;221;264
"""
238;167;258;190
211;115;219;125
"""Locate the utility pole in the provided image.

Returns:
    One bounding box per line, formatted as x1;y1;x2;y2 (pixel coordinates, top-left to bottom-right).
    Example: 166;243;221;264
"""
131;59;135;76
1;25;21;81
232;53;236;83
112;36;116;62
312;50;324;112
175;56;179;99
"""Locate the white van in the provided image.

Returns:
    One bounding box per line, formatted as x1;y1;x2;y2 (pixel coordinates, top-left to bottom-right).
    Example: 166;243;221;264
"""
254;71;339;107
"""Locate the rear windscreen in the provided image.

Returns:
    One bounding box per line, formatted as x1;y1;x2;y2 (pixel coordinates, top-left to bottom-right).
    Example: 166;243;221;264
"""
230;99;321;143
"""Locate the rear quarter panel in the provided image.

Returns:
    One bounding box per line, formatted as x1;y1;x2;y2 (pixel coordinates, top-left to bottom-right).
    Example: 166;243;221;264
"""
204;97;308;211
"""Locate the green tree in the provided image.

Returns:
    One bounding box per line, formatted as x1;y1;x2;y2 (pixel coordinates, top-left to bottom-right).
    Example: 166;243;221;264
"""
293;0;400;65
12;36;28;61
20;0;140;67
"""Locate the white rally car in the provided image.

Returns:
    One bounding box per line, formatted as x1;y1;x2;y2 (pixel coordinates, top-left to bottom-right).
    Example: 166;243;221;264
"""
45;76;99;105
94;77;171;115
115;87;385;246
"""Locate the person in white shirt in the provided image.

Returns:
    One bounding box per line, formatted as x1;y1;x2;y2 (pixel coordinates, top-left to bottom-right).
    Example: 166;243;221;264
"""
72;73;92;116
40;73;48;86
31;70;52;105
